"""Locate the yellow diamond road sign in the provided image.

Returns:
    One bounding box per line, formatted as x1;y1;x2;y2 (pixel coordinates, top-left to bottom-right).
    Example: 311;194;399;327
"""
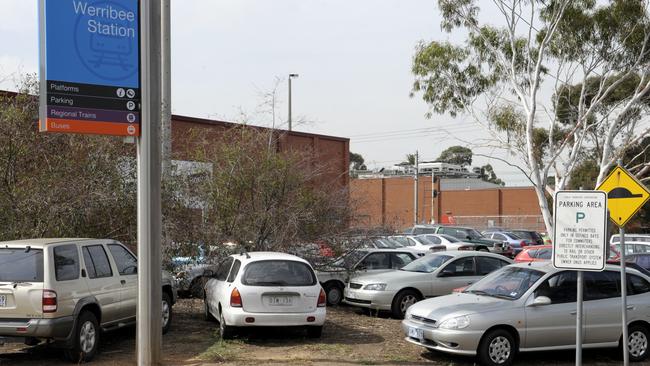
596;166;650;227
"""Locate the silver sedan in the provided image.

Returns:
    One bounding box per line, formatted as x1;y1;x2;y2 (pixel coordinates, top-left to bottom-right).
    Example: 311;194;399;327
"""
402;263;650;366
343;251;513;318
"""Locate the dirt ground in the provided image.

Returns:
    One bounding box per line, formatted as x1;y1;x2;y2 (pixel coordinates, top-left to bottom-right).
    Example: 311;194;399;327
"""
0;298;646;366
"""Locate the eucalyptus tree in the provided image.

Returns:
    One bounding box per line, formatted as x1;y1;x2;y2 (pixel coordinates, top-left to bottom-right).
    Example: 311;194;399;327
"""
411;0;650;232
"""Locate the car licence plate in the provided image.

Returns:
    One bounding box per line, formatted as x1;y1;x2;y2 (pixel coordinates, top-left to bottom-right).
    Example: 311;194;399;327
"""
0;295;6;307
408;326;424;341
267;296;293;306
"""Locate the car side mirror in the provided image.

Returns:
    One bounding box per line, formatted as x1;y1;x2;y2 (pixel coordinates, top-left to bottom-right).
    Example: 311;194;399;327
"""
203;269;214;277
528;296;551;307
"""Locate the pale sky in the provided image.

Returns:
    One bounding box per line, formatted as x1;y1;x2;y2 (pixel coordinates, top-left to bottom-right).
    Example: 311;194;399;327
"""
0;0;532;186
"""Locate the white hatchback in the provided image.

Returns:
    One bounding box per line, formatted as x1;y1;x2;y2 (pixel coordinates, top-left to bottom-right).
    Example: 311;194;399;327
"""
204;252;326;339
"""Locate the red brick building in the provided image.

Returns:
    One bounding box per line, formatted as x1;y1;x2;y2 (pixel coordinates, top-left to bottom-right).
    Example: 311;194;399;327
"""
351;176;544;231
170;115;350;189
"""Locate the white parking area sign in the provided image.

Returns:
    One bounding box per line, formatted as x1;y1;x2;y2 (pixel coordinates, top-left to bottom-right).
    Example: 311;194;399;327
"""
553;191;608;271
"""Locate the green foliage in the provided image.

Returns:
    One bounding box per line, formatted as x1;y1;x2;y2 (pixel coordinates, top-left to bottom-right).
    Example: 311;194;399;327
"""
349;152;366;170
0;77;139;245
479;164;505;186
437;146;473;167
179;127;351;251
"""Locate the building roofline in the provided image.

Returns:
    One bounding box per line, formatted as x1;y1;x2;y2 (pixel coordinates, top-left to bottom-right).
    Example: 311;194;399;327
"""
172;114;349;142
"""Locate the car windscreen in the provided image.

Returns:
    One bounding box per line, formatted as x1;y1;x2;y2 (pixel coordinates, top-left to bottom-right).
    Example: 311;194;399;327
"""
467;229;483;239
414;227;436;235
333;251;367;269
415;236;435;245
0;248;44;282
242;260;316;286
400;254;452;273
505;232;522;239
512;231;533;240
390;237;410;247
465;267;544;300
438;234;460;243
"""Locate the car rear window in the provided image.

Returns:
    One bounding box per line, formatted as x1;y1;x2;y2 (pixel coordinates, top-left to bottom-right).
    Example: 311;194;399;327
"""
241;260;316;286
0;248;44;282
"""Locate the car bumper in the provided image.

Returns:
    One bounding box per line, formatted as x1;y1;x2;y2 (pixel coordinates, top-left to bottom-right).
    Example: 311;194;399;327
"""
401;317;483;356
0;316;73;340
342;288;396;311
223;308;326;327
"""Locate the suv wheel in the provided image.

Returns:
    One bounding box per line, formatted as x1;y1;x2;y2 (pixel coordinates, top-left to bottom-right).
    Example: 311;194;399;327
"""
190;278;205;298
64;311;100;363
162;292;173;334
219;310;235;339
478;329;516;366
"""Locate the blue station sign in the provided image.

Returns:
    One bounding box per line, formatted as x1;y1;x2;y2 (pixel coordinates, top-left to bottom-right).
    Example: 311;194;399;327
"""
39;0;141;136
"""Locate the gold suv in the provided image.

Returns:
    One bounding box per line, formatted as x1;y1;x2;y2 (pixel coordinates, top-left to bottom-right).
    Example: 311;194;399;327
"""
0;238;177;362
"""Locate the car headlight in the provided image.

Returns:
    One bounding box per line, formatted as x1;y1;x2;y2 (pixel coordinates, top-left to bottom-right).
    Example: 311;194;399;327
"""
364;283;387;291
438;316;470;329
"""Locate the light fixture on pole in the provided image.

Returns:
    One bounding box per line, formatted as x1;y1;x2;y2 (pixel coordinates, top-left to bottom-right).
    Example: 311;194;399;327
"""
288;73;299;131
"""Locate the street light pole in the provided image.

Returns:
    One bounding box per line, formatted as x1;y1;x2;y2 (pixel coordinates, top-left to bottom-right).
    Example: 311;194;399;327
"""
288;73;299;131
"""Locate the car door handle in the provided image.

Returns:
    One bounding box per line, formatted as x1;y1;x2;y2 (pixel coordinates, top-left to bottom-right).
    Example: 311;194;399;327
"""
570;311;577;315
627;305;635;310
120;280;126;285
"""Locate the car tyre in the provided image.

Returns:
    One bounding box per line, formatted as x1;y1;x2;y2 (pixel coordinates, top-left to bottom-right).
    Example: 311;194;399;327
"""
162;292;173;334
478;329;516;366
624;324;650;362
64;311;100;363
306;326;323;338
324;282;343;306
391;289;420;319
219;310;235;339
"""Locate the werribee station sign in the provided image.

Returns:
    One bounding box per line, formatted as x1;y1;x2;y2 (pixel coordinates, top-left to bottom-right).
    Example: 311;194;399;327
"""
553;191;608;271
39;0;140;136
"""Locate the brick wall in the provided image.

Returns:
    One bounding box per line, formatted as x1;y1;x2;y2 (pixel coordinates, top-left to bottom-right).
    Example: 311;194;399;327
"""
351;176;542;230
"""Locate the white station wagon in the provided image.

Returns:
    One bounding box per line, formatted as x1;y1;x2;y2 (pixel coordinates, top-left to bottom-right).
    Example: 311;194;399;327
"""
203;252;326;339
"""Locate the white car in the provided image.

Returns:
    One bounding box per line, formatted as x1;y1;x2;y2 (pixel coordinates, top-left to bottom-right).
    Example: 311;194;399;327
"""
203;252;326;339
390;235;441;256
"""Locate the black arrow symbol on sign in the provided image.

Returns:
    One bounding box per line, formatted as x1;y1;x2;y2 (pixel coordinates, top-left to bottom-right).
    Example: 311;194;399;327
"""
608;187;643;199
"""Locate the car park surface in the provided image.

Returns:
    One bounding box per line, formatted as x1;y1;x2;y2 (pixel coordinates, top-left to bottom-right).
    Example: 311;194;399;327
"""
0;298;639;365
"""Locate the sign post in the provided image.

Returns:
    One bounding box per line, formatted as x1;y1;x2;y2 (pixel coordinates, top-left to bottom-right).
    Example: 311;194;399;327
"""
597;164;650;366
553;190;608;366
39;1;163;364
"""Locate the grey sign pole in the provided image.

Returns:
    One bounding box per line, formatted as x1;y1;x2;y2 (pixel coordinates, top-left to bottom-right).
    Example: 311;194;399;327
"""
137;0;163;364
621;226;629;365
576;270;583;366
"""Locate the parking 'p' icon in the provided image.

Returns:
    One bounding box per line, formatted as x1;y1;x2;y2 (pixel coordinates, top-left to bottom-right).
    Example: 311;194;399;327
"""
576;212;586;223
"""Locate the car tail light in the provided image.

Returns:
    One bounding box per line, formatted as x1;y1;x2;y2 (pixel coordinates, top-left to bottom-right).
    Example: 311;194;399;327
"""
230;288;242;307
245;317;255;323
317;288;326;307
307;316;316;322
520;240;527;248
42;290;57;313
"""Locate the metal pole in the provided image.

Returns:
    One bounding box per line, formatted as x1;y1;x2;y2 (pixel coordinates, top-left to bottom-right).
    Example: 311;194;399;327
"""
161;0;172;178
576;270;583;366
414;151;419;225
621;225;629;366
138;0;163;364
431;171;435;224
288;76;292;131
